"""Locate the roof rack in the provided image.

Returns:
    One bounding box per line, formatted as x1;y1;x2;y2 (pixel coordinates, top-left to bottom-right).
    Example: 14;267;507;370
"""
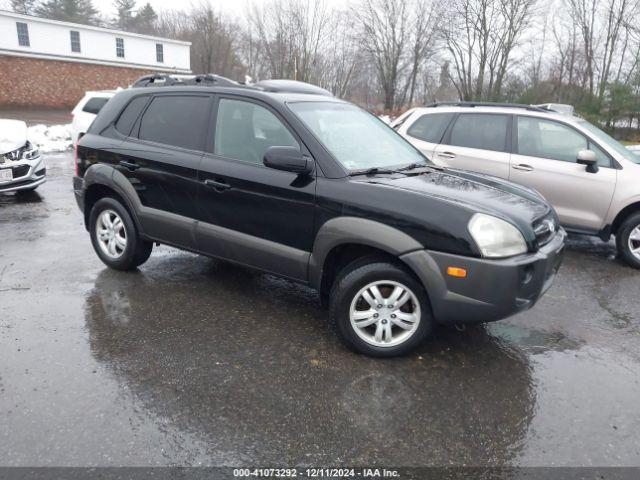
425;101;547;112
131;73;244;88
253;80;333;97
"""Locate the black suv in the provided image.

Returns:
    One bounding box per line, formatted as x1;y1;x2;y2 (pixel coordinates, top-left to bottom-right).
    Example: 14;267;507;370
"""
73;75;566;357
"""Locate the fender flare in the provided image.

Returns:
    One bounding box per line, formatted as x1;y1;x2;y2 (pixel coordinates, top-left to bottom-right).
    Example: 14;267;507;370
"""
83;164;145;234
307;216;423;289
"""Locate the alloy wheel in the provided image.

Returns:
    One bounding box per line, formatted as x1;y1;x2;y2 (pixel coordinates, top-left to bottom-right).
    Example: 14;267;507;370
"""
96;209;127;259
349;280;421;348
629;225;640;261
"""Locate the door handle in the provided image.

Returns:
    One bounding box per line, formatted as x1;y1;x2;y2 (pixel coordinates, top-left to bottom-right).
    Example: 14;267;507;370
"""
438;151;456;159
512;164;534;172
204;179;231;191
119;160;140;171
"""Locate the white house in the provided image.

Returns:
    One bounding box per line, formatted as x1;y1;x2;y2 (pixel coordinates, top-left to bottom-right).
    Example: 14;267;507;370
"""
0;10;191;108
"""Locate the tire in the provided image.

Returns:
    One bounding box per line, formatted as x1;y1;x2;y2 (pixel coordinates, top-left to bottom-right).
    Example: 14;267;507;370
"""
89;197;153;271
329;258;434;357
616;212;640;269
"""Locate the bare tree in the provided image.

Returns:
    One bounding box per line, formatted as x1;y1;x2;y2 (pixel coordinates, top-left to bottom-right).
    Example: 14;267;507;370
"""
441;0;537;100
356;0;410;111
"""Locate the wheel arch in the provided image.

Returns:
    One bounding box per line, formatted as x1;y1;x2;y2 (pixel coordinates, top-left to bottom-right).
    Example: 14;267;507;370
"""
308;217;425;304
82;164;144;234
611;201;640;236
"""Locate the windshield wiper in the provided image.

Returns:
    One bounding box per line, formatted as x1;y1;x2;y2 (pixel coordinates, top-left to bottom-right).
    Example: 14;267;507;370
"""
351;162;430;176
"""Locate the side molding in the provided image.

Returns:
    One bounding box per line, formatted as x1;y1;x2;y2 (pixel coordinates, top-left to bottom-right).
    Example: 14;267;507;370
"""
308;216;423;288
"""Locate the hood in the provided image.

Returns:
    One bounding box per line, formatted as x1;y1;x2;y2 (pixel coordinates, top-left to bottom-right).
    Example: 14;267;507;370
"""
364;168;551;228
0;119;28;155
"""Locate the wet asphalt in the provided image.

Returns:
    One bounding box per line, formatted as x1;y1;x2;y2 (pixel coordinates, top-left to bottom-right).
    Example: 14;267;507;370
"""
0;152;639;467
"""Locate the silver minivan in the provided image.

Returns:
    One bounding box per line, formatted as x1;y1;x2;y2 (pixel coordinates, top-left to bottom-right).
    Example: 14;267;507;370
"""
395;103;640;268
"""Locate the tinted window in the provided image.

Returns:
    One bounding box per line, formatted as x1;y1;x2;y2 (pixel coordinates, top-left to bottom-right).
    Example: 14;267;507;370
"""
115;96;149;136
82;97;109;115
139;96;210;150
16;22;29;47
406;113;454;143
449;113;509;152
517;116;609;166
215;99;298;165
70;30;81;52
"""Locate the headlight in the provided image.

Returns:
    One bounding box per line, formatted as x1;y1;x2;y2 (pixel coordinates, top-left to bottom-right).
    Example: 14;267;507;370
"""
22;141;40;160
468;213;527;258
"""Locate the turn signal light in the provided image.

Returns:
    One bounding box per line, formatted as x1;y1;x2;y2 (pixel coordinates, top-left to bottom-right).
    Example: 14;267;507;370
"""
447;267;467;278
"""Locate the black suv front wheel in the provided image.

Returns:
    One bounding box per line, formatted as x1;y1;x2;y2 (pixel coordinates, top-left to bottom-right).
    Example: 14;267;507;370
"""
89;197;153;271
617;212;640;269
329;258;434;357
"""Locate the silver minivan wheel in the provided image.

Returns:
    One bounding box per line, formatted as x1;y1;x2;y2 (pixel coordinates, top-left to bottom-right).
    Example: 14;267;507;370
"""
95;209;127;259
628;225;640;261
349;280;421;348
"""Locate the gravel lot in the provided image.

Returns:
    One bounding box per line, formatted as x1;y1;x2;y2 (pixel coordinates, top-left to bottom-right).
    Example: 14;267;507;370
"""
1;152;639;467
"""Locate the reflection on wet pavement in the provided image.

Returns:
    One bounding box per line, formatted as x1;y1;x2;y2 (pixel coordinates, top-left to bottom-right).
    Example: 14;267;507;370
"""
0;153;639;466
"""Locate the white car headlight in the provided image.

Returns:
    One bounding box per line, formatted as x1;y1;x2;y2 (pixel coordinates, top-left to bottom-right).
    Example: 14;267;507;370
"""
22;141;40;160
468;213;527;258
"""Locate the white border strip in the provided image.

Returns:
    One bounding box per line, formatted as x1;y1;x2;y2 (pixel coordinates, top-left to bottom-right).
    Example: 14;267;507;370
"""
0;48;192;73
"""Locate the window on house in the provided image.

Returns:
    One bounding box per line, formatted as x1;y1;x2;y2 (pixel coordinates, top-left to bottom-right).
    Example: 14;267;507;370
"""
156;43;164;63
70;31;81;53
16;22;30;47
116;37;125;58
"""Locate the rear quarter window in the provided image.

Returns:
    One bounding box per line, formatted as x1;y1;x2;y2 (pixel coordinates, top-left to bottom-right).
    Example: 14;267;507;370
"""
406;112;455;143
82;97;110;115
115;96;149;136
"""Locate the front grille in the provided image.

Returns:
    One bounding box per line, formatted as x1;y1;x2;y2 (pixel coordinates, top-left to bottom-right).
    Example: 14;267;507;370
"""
12;165;30;178
533;215;557;247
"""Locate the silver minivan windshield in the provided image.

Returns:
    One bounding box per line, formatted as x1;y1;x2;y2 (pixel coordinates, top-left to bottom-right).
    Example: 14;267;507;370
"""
579;120;640;164
288;101;428;171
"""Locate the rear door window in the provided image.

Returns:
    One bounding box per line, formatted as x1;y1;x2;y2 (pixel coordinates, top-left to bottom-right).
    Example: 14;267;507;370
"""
82;97;109;115
448;113;509;152
138;95;211;150
406;112;454;143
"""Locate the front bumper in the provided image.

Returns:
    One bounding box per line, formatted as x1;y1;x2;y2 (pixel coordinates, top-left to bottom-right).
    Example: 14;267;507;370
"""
0;156;46;193
401;229;566;325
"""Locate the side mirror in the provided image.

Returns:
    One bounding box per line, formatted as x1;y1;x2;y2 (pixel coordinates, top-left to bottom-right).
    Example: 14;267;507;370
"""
263;146;313;175
577;149;599;173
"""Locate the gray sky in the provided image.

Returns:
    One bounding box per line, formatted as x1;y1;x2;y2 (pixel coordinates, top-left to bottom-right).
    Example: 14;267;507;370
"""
99;0;349;18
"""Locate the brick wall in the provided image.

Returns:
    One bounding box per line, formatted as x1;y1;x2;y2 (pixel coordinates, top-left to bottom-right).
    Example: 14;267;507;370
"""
0;55;153;109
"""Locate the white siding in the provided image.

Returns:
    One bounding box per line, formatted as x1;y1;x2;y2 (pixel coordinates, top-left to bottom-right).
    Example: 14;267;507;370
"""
0;11;190;73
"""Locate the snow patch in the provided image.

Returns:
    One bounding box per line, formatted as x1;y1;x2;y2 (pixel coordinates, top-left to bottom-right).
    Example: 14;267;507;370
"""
28;124;73;153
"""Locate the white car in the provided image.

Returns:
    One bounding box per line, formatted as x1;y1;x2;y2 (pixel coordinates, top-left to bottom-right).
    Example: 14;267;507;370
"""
71;90;116;144
0;119;45;194
627;145;640;157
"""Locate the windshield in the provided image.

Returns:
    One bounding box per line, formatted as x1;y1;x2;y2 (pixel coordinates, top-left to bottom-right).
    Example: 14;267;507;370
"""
578;120;640;164
288;102;428;171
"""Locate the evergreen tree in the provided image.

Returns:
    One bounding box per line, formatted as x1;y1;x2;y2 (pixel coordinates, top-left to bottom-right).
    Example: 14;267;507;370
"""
134;2;157;34
113;0;136;30
11;0;36;15
34;0;99;25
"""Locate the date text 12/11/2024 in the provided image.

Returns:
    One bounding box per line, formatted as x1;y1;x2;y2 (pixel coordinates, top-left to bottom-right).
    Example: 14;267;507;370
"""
233;468;400;478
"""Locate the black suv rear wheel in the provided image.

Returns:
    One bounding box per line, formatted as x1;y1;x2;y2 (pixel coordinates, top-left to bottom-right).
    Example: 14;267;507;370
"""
617;212;640;269
89;197;152;271
329;258;434;357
